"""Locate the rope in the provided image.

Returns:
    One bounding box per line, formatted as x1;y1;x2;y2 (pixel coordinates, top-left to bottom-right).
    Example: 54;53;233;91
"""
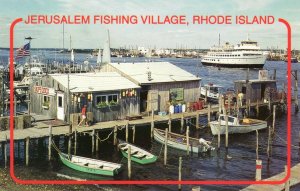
95;130;114;142
274;134;300;149
51;140;62;153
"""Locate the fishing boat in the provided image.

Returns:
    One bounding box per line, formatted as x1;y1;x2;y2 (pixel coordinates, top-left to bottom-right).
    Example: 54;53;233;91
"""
118;141;157;164
153;128;214;153
58;152;122;176
200;83;224;103
209;114;267;135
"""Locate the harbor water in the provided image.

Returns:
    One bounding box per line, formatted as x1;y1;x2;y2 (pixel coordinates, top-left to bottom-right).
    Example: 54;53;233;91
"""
0;50;300;190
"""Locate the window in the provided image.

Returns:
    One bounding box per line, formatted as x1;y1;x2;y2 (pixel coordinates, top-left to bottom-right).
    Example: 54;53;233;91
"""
96;94;118;104
58;96;63;108
43;95;50;108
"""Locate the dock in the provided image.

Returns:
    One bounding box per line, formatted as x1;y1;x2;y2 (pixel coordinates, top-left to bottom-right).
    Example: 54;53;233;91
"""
241;163;300;191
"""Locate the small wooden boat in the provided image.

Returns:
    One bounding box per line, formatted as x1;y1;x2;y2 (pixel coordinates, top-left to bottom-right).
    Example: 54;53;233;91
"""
209;114;267;135
58;152;122;176
153;128;214;153
118;141;157;165
200;83;224;103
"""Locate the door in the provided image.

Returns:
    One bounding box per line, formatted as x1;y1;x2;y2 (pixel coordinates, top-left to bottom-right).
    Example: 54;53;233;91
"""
147;90;158;111
57;93;65;121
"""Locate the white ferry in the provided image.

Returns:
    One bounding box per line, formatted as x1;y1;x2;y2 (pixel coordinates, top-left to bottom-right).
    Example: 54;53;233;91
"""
201;37;267;68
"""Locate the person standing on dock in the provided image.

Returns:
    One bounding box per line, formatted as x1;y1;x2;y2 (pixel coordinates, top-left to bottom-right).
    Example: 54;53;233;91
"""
78;105;88;126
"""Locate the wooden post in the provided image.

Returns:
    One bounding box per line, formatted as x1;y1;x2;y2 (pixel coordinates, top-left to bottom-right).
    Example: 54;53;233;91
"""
273;69;276;80
128;145;132;179
204;87;207;104
164;128;168;166
14;95;17;116
132;125;136;143
218;95;222;114
4;135;7;168
96;131;99;153
186;126;190;155
196;110;199;129
255;160;262;181
248;99;251;117
256;100;259;118
92;129;95;155
180;113;184;132
25;137;30;166
113;125;117;146
48;125;52;161
272;105;276;134
68;125;72;156
267;126;271;161
168;113;172;132
225;115;228;149
285;165;290;191
178;156;182;191
294;70;299;113
228;97;231;115
74;129;77;155
218;117;221;150
256;130;259;160
151;110;154;139
126;122;129;143
207;104;211;123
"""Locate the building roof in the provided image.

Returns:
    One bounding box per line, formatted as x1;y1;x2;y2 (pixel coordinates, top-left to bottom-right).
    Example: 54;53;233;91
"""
109;62;200;84
234;79;277;84
50;72;140;93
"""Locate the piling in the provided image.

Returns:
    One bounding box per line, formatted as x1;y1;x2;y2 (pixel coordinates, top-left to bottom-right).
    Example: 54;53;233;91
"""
68;125;72;156
255;160;262;181
256;130;259;160
294;70;299;113
96;131;99;153
178;156;182;191
272;105;276;134
205;87;208;104
113;125;117;146
273;69;277;80
14;95;17;116
151;110;154;139
248;99;251;117
219;95;222;114
228;97;231;115
168;113;172;132
180;113;184;132
218;117;221;150
25;136;30;166
196;111;199;129
186;126;190;155
48;125;52;161
74;129;77;155
128;145;132;179
92;129;95;155
285;165;290;191
256;100;259;118
208;104;211;123
132;125;136;143
4;135;7;168
126;122;129;142
164;128;168;166
267;126;271;161
225;115;228;149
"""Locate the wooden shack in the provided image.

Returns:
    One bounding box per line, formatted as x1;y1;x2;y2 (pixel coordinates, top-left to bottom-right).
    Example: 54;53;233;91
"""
234;70;277;103
30;72;140;122
101;62;201;113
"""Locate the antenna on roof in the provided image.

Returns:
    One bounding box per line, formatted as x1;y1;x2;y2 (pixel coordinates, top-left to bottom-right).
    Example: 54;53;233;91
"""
218;33;220;47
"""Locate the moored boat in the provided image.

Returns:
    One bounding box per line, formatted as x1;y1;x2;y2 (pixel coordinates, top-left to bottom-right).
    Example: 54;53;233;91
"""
58;152;122;176
118;141;157;165
153;128;214;153
200;83;224;103
209;114;267;135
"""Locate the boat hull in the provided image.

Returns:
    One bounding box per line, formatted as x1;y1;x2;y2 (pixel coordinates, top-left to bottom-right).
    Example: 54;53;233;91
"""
153;129;209;153
201;62;264;68
120;150;157;165
209;121;267;135
59;153;122;176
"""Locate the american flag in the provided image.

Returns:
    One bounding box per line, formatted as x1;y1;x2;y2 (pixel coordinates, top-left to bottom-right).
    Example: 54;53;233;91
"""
16;42;30;59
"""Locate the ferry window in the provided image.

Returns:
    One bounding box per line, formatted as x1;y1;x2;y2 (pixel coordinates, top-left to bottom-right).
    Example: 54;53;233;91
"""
108;94;118;102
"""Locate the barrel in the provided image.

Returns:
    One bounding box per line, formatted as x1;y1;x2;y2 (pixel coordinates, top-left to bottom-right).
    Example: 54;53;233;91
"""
182;104;186;112
169;105;174;114
178;105;182;113
174;105;179;113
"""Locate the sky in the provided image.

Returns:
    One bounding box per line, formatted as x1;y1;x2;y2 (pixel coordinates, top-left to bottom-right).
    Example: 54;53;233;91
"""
0;0;299;50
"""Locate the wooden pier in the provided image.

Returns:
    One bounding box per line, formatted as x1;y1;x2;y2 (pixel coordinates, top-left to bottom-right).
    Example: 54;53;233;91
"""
241;163;300;191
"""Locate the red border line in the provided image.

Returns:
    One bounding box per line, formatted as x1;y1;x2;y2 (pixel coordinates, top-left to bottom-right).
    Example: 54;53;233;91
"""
9;17;291;185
